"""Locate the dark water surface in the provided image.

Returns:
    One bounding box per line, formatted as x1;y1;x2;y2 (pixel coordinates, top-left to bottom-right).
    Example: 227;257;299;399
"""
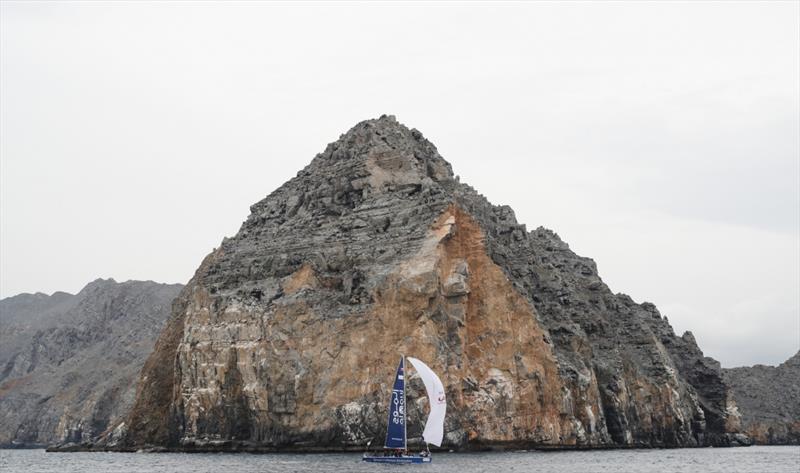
1;446;798;473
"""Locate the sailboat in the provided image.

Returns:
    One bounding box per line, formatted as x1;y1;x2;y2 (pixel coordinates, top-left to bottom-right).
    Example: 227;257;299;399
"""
362;356;446;464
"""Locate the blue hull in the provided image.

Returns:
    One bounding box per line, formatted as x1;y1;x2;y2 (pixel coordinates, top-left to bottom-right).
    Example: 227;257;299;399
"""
362;455;432;464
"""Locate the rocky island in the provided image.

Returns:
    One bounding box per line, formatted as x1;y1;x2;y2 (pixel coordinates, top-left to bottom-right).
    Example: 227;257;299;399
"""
5;116;796;453
103;116;751;452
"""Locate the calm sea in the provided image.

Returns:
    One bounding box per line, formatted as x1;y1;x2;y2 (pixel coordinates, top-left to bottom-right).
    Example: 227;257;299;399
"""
1;446;797;473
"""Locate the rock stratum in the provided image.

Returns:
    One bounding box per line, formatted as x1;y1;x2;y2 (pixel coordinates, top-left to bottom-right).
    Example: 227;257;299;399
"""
0;279;182;447
723;352;800;445
66;116;753;451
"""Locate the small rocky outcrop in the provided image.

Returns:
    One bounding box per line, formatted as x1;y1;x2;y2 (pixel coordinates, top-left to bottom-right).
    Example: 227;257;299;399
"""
0;279;182;448
89;116;747;452
723;352;800;445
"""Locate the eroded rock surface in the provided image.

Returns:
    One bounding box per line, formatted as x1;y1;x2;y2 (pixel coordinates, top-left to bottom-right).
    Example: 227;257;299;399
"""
723;352;800;445
0;279;182;447
101;116;747;451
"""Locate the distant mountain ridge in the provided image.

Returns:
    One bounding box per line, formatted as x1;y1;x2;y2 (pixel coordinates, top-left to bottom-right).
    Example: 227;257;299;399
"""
0;279;183;447
723;352;800;445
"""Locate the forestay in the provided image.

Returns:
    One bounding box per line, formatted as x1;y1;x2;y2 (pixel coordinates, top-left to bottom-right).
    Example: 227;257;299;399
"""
407;357;446;447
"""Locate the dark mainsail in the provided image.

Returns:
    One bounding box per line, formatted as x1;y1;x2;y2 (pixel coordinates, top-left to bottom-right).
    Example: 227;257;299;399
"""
384;357;407;449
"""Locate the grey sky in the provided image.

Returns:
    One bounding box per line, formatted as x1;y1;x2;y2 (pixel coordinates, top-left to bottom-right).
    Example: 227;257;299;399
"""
1;2;798;368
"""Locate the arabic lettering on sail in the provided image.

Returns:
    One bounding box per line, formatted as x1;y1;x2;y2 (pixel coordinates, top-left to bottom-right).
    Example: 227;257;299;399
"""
391;391;405;424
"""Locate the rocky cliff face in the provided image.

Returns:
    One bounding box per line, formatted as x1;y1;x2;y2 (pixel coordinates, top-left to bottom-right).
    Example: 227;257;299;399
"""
103;116;746;452
723;352;800;445
0;279;182;447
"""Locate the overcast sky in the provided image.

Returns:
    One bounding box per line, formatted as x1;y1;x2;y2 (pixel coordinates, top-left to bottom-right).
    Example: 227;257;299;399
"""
1;2;798;368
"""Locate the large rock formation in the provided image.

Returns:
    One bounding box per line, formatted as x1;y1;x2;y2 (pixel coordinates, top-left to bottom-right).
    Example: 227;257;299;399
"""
723;352;800;445
0;279;182;447
100;116;747;452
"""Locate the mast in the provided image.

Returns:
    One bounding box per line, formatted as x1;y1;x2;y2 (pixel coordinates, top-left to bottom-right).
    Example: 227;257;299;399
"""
402;355;407;450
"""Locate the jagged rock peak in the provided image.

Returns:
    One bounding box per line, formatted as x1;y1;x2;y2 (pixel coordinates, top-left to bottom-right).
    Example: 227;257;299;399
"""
314;114;453;181
245;115;453;231
79;278;118;293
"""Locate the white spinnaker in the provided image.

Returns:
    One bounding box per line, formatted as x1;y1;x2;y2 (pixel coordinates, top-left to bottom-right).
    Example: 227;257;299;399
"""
407;357;446;447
